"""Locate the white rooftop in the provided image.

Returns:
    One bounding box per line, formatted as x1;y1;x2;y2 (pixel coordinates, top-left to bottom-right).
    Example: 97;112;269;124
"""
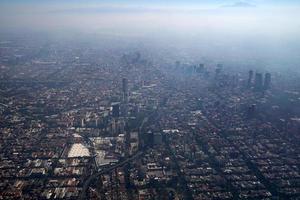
68;143;90;157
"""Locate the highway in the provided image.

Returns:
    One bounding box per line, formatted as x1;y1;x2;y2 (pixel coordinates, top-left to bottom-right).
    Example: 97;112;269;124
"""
79;113;152;199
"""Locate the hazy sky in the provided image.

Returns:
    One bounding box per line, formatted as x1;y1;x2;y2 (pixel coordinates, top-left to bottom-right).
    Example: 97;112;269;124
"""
1;0;300;70
1;0;299;35
1;0;299;6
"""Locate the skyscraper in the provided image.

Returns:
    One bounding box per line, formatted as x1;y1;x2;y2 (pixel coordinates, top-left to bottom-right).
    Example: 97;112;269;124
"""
254;72;263;91
248;70;253;87
216;64;223;75
197;64;204;73
122;78;128;102
112;102;120;118
264;73;271;89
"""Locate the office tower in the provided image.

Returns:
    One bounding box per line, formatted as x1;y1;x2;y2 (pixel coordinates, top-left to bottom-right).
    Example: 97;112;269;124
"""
111;119;117;136
248;70;253;87
122;78;128;102
122;78;128;94
264;73;271;89
254;72;263;91
112;102;120;118
197;64;204;73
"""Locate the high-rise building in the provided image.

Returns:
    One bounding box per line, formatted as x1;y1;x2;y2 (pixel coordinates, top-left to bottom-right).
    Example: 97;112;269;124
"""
111;118;117;136
254;72;263;91
122;78;128;94
248;70;253;87
112;102;120;118
122;78;128;102
195;63;205;73
264;73;271;89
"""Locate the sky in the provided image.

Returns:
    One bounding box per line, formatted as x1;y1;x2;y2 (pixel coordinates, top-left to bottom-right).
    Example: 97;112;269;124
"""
1;0;299;47
1;0;299;33
1;0;300;70
1;0;299;6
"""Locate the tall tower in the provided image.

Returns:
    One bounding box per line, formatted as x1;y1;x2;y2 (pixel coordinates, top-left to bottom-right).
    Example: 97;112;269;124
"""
248;70;253;87
254;72;263;91
196;64;204;73
122;78;128;102
264;73;271;89
112;102;120;118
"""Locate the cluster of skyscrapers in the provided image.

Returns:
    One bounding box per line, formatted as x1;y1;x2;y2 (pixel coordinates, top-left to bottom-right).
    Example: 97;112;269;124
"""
248;70;271;90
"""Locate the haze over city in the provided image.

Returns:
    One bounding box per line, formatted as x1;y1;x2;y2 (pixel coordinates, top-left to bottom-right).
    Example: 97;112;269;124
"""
0;0;300;200
1;0;300;70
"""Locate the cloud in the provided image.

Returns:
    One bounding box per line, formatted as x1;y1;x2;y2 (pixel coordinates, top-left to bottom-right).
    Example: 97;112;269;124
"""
222;1;256;8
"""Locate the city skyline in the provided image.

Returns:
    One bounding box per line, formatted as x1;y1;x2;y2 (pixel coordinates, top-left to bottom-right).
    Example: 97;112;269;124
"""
0;0;300;199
